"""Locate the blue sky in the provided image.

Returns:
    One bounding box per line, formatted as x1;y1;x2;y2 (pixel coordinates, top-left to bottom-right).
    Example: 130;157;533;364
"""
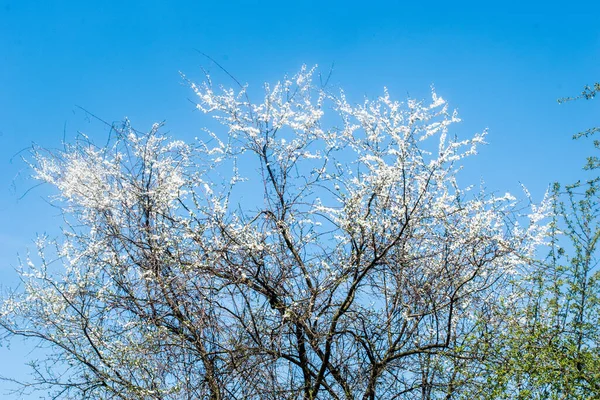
1;0;599;395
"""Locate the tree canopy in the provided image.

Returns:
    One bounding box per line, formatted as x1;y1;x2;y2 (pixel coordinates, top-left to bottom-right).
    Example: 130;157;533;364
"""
4;67;596;400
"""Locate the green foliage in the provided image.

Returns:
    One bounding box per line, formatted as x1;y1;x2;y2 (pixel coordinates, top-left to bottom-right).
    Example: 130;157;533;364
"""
560;82;600;147
482;86;600;399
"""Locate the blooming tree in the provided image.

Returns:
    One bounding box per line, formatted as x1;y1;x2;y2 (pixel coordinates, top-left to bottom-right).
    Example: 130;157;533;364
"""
1;67;548;399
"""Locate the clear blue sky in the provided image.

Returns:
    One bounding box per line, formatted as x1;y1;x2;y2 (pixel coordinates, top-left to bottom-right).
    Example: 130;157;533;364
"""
1;0;599;396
